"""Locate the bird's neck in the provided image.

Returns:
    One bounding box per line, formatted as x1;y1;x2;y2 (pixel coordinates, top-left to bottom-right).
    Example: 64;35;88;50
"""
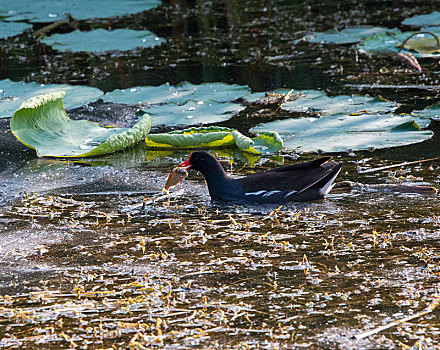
199;161;228;183
199;162;230;198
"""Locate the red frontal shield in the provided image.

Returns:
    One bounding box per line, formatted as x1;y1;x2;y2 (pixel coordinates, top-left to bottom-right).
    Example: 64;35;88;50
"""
178;156;191;170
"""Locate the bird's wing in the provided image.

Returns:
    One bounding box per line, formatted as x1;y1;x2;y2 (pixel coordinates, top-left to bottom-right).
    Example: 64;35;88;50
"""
234;159;340;193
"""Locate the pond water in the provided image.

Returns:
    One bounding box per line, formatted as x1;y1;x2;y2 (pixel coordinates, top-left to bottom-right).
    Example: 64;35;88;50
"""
0;0;440;349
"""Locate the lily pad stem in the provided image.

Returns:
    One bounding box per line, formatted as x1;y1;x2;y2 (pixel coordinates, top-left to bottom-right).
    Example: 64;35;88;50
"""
33;14;74;39
397;31;440;54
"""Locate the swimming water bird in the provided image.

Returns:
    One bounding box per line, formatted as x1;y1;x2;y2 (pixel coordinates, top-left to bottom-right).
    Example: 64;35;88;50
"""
178;151;342;204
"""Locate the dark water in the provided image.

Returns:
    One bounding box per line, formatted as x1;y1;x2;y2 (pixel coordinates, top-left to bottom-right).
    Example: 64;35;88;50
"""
1;1;440;349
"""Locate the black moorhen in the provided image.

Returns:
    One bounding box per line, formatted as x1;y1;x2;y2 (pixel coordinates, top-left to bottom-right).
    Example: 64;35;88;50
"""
178;151;342;203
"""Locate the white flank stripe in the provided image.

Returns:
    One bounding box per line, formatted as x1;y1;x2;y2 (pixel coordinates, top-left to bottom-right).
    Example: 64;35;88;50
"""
245;190;266;196
284;189;297;198
262;190;281;197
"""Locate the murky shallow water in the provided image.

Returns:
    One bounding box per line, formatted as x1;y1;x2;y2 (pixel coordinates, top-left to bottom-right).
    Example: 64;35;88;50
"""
0;144;439;349
1;0;440;348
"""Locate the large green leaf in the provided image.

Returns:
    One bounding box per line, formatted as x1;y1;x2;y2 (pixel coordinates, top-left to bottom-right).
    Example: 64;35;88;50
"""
103;82;251;105
41;29;165;53
145;126;282;154
306;26;390;44
0;21;31;38
10;91;152;157
251;114;432;153
1;0;161;23
280;90;399;116
402;11;440;27
358;28;440;58
0;79;103;118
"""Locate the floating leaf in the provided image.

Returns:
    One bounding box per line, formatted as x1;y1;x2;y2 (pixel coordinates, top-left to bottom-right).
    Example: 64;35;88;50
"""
246;131;284;154
358;28;440;58
41;29;165;53
1;0;161;23
399;32;440;54
146;127;235;148
103;82;251;105
167;82;250;104
103;82;251;127
144;100;244;126
0;79;103;118
306;26;390;44
10;91;152;157
390;121;421;132
251;114;432;153
102;83;177;105
0;21;31;38
402;11;440;27
280;90;399;116
256;90;431;152
145;126;282;154
412;102;440;121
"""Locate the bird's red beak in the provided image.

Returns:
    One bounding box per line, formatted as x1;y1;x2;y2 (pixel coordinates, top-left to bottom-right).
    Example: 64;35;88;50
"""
178;156;191;170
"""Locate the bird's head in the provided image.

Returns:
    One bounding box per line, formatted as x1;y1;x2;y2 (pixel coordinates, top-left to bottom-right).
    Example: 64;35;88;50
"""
178;151;220;173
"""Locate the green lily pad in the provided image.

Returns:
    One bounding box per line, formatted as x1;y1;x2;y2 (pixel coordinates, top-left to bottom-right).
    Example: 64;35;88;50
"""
358;28;440;58
402;11;440;27
144;100;245;126
168;82;250;104
145;126;282;154
103;82;251;127
0;79;103;118
390;121;421;132
251;114;432;153
103;82;251;105
0;21;31;38
306;26;390;44
412;102;440;120
10;91;152;157
280;90;399;116
102;83;177;105
41;29;165;53
399;29;440;54
1;0;161;23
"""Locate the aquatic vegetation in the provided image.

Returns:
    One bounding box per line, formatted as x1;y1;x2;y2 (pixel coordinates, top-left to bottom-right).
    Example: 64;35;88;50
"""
0;0;161;22
358;28;440;58
10;92;152;157
0;79;103;118
145;126;282;154
103;82;252;126
103;82;252;106
41;29;165;53
251;91;433;153
1;179;439;348
0;21;31;39
1;1;440;349
402;11;440;27
305;26;390;44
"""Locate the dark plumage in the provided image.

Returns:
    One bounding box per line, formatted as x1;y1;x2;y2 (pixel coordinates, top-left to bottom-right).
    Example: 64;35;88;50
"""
178;151;343;204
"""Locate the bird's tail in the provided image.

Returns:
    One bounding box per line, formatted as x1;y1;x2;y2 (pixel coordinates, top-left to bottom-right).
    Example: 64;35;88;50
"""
317;162;343;196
